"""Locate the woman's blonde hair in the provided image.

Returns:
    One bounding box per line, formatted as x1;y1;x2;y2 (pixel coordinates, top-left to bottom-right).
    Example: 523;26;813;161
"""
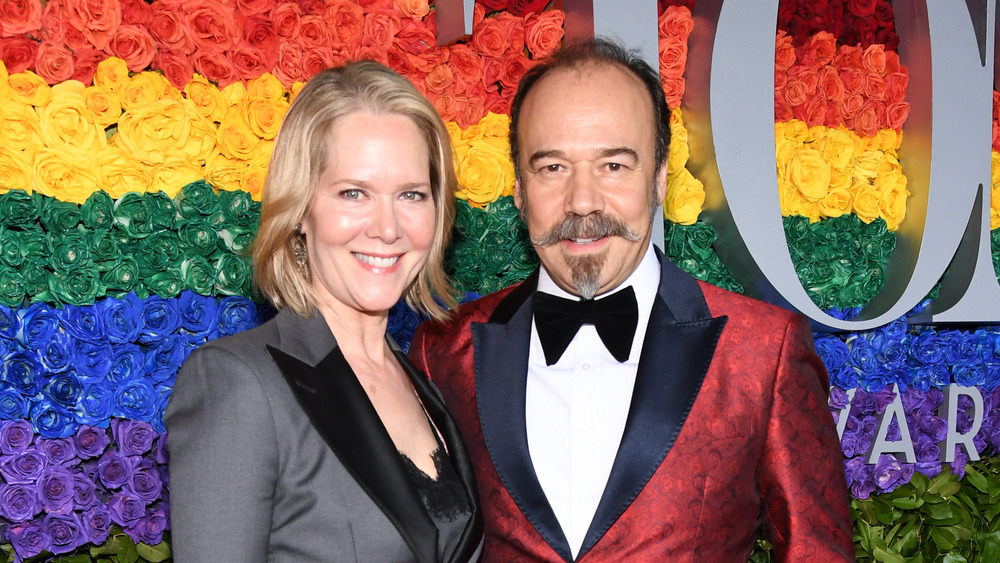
252;61;457;320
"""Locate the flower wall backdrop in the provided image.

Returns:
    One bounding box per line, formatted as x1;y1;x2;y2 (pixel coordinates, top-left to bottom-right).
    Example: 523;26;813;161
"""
0;0;999;560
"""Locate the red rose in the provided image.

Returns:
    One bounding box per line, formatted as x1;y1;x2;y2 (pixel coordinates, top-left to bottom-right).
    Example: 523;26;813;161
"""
448;44;483;91
883;51;901;74
658;36;687;79
301;45;340;81
362;9;402;50
480;54;503;93
500;51;530;90
483;90;509;116
185;0;240;52
1;33;36;73
149;3;193;54
817;65;845;103
774;99;794;123
324;0;362;48
193;46;238;87
242;16;278;52
34;41;75;84
236;0;275;18
478;0;507;14
792;93;827;127
873;0;894;26
883;101;909;132
838;93;864;120
838;69;864;95
0;0;43;35
71;47;104;85
658;5;693;39
774;70;787;91
884;71;907;104
64;0;122;50
854;14;878;47
424;63;453;93
355;0;393;8
396;17;435;56
774;30;796;72
270;1;301;40
353;42;389;65
471;17;507;58
661;75;684;109
298;15;331;48
862;73;886;100
155;48;194;89
852;99;882;137
493;11;524;54
847;0;878;18
109;24;157;72
456;91;486;128
120;0;151;25
507;0;548;17
860;44;886;75
403;42;445;74
824;102;842;128
804;31;837;66
430;89;458;123
273;40;304;87
875;28;900;54
231;44;270;80
296;0;327;17
386;42;420;77
524;10;563;60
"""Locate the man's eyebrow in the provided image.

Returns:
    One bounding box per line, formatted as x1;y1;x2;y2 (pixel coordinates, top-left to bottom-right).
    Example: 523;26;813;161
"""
598;147;639;161
527;147;640;167
528;149;566;168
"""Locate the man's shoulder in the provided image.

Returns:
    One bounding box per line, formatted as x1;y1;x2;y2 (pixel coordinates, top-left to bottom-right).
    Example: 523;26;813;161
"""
419;282;525;337
694;279;800;326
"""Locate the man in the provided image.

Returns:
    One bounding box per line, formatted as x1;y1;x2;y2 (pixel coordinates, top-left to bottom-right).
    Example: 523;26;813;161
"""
409;38;853;561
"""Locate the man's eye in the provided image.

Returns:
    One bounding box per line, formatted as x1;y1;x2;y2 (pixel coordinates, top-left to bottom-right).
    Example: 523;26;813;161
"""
606;163;623;172
543;164;562;172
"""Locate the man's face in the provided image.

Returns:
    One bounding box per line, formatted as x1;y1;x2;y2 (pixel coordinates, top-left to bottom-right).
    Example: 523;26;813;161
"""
514;63;667;299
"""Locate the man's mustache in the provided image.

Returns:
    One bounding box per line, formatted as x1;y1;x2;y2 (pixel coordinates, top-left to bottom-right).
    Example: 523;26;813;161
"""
530;213;640;247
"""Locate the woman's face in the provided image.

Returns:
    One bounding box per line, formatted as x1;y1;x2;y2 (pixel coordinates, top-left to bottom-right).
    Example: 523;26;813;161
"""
300;111;436;318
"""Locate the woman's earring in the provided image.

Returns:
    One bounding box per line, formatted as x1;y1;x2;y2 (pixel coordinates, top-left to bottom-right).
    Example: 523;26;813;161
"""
293;224;309;282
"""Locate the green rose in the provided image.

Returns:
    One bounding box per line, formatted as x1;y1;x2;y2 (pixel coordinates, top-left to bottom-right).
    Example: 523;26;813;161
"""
506;237;538;278
181;256;216;295
452;200;477;239
177;180;222;221
48;268;103;305
137;230;183;278
108;226;141;257
477;275;506;295
147;191;178;231
19;227;51;259
178;219;220;257
0;265;25;307
148;270;184;298
992;228;1000;280
857;268;886;304
487;196;519;220
480;234;513;274
50;231;93;272
0;190;39;227
89;229;120;264
0;227;23;267
445;242;484;295
82;191;115;230
114;193;154;238
219;189;259;227
217;225;255;254
214;254;253;296
21;258;49;298
39;197;82;232
102;256;140;297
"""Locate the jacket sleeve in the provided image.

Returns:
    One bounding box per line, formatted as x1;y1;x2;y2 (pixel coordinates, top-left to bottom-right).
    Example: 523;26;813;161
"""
165;345;279;562
758;314;855;561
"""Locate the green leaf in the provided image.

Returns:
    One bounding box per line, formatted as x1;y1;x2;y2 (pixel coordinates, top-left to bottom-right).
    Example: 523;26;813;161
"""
942;554;968;563
872;499;896;525
923;502;955;521
890;496;922;510
965;466;989;493
135;542;171;563
872;544;906;563
928;472;960;496
931;526;958;551
977;531;1000;562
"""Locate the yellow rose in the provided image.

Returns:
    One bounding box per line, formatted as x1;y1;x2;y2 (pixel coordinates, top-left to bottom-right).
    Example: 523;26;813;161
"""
242;164;267;200
819;127;855;171
876;151;900;176
663;167;704;225
119;71;179;113
455;137;514;207
667;107;689;175
114;98;194;165
478;112;510;139
247;73;286;101
220;81;248;110
38;81;107;155
0;61;9;99
778;177;804;216
184;75;227;122
251;139;275;166
149;157;203;197
774;135;798;174
94;57;130;92
82;85;121;128
875;170;909;230
216;112;259;161
851;180;881;223
818;185;852;218
205;152;246;192
0;146;32;193
874;128;901;151
177;114;217;166
852;149;882;182
0;101;44;158
32;147;99;204
289;81;306;105
8;70;51;106
446;121;464;151
993;152;1000;229
98;145;151;198
244;98;289;140
777;119;809;143
786;145;831;202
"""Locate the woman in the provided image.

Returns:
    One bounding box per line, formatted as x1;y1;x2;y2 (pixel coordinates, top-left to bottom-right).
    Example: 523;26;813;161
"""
166;61;483;562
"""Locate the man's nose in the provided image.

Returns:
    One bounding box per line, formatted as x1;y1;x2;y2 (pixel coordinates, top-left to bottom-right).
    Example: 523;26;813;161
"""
564;169;605;216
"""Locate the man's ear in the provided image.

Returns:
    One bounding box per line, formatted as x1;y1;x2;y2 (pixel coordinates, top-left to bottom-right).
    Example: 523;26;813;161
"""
513;178;524;211
654;160;669;206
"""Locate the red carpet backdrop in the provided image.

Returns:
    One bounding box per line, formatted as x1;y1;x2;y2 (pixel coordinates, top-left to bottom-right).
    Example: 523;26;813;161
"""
0;0;998;560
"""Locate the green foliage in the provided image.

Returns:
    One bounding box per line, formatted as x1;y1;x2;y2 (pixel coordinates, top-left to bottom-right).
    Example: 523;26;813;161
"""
1;531;171;563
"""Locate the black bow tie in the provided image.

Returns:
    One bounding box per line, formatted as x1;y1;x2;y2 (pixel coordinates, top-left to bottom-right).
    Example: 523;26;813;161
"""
533;286;639;366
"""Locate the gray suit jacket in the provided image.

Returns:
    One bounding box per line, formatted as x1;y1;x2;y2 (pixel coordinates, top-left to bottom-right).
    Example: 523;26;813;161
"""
166;309;484;562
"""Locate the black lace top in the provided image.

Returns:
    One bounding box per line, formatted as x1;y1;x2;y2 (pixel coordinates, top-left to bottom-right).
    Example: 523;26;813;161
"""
400;447;473;562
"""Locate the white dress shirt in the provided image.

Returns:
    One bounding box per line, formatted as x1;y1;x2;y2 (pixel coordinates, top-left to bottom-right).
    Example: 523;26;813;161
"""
526;243;660;558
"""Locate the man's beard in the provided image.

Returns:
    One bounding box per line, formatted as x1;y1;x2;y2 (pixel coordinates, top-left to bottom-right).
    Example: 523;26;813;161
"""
530;213;640;299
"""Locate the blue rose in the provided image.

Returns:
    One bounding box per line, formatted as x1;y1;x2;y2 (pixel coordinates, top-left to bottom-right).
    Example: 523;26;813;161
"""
0;388;29;420
1;350;44;396
30;399;77;439
100;293;143;344
139;296;181;344
39;330;72;373
16;302;59;350
145;334;189;384
108;343;144;385
43;511;85;555
72;339;113;383
177;290;219;339
0;336;14;357
61;303;107;343
76;384;114;428
44;372;83;412
908;330;947;366
152;387;171;434
986;364;1000;392
217;295;261;336
8;521;51;560
970;329;998;361
0;303;19;339
113;379;157;421
953;364;985;386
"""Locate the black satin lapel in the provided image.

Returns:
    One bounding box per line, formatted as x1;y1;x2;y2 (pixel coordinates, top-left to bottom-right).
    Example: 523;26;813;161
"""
395;351;485;563
474;291;575;563
578;294;728;557
267;346;438;563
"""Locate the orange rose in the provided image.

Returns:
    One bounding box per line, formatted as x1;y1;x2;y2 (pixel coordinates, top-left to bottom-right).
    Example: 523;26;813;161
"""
64;0;122;51
839;69;864;95
500;52;530;90
0;0;42;35
109;24;157;72
658;36;687;79
235;0;274;17
781;75;810;107
480;56;503;93
792;94;827;128
884;71;908;104
774;30;796;72
659;6;693;39
192;47;238;88
362;9;401;50
325;0;363;47
883;101;909;132
471;17;506;58
817;65;845;102
70;47;103;86
298;15;331;49
184;0;240;51
448;44;484;90
148;3;193;53
524;10;563;60
34;41;75;85
353;43;389;66
661;75;685;110
493;12;524;54
861;44;886;75
120;0;150;24
1;34;37;74
832;44;862;71
863;73;886;100
456;94;486;129
424;63;454;94
852;100;882;138
230;45;268;81
431;89;458;124
273;41;304;88
483;91;509;116
393;0;429;19
301;46;344;81
804;31;837;66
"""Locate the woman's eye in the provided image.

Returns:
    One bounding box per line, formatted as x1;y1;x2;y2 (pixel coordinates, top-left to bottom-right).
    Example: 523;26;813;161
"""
341;189;362;200
401;191;427;201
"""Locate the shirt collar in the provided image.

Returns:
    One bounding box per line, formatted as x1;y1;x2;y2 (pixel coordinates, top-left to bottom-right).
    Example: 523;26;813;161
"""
537;242;660;305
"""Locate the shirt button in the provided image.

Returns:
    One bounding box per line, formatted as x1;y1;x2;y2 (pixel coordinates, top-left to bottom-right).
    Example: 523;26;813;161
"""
581;363;591;370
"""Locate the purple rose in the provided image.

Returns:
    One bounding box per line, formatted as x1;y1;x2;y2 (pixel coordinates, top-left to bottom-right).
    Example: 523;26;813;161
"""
40;437;78;466
828;386;851;410
44;511;85;555
111;419;155;457
75;426;111;460
128;506;168;545
107;490;146;527
153;433;169;465
126;463;163;503
950;450;969;479
36;465;76;513
0;420;35;454
72;473;98;510
872;385;897;414
851;389;877;414
913;434;941;463
0;483;41;521
83;504;112;544
97;451;136;489
915;460;943;478
0;447;49;484
8;521;51;560
873;454;908;492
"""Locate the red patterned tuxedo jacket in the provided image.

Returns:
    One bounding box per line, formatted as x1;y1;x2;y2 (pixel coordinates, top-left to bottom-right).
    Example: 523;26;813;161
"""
409;253;854;562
